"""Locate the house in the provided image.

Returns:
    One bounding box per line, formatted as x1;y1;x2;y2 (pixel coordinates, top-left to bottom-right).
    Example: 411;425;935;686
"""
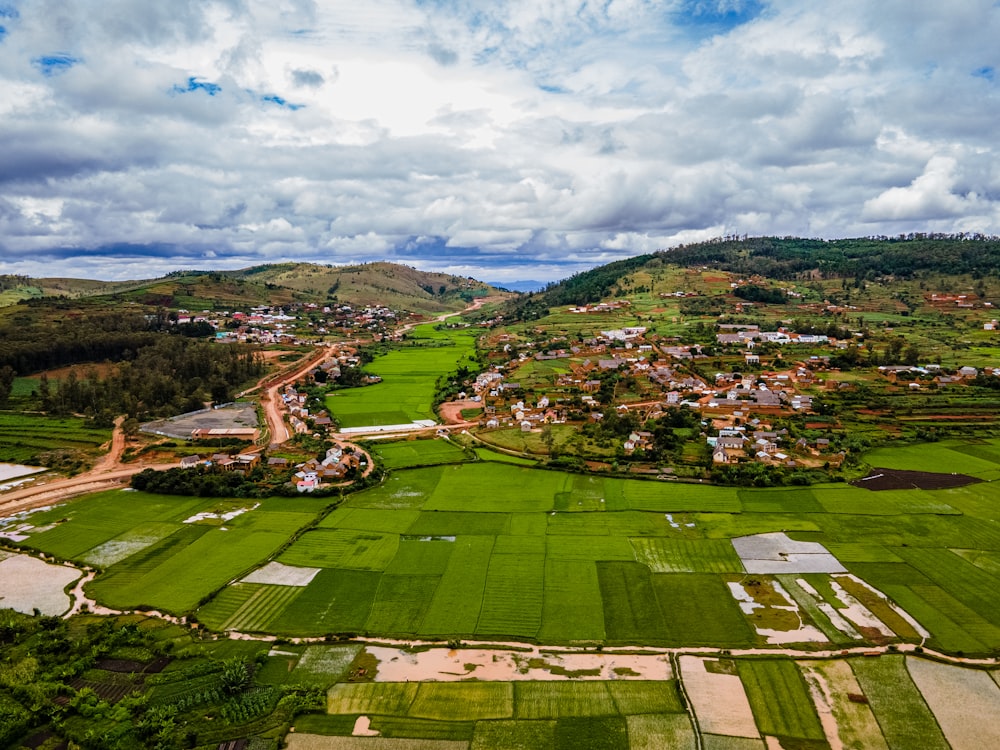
713;447;735;464
180;455;203;468
235;454;260;470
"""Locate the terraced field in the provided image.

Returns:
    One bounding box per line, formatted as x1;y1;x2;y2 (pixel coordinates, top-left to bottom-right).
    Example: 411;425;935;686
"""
0;412;111;465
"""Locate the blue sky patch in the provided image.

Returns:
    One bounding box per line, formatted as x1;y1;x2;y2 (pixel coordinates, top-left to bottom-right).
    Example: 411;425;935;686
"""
33;54;80;77
673;0;766;36
261;94;304;110
173;77;222;96
0;5;18;18
973;66;995;81
0;25;6;41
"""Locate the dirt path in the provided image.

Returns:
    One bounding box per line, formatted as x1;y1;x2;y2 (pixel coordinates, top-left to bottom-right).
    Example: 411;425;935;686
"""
90;415;127;474
0;413;183;516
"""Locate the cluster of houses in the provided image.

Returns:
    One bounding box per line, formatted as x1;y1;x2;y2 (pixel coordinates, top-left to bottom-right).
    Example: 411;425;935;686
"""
878;364;999;389
179;453;261;471
567;300;632;314
292;446;364;492
280;384;333;435
170;301;411;346
715;324;834;347
707;427;840;466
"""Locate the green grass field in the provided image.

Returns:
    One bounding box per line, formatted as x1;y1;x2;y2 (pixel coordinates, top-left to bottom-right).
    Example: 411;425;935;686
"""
327;326;477;428
373;438;471;469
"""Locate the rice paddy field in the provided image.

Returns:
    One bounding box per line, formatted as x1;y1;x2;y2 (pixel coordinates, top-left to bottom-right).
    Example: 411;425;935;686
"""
372;439;471;470
269;652;1000;749
326;325;477;428
8;440;1000;655
7;437;1000;748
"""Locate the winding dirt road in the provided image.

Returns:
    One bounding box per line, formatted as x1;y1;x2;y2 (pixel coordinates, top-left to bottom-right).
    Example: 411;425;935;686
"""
0;418;175;516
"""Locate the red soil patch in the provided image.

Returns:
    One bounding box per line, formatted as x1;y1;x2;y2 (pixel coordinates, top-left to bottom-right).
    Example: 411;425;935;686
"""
852;467;982;491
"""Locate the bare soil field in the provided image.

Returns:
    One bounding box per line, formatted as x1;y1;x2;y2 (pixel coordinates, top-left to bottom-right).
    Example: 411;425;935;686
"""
907;657;1000;750
852;468;981;491
678;655;759;739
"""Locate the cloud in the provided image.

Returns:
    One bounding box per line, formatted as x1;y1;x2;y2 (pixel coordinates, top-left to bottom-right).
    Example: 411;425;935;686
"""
0;0;998;282
291;68;325;87
862;156;982;222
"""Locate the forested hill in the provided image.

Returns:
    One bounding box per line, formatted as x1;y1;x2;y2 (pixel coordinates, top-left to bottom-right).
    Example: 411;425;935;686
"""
511;235;1000;315
662;235;1000;280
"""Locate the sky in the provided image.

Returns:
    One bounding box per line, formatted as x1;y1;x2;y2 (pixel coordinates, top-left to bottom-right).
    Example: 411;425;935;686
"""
0;1;998;283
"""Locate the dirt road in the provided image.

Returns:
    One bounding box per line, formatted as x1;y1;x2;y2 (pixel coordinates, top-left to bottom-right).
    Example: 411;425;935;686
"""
0;463;177;517
259;347;333;445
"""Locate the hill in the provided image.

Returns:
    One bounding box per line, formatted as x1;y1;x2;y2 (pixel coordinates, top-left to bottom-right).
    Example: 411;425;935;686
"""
232;261;494;314
0;262;500;315
511;234;1000;316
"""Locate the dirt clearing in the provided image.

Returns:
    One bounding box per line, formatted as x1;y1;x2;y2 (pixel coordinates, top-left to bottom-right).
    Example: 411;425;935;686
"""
852;468;981;491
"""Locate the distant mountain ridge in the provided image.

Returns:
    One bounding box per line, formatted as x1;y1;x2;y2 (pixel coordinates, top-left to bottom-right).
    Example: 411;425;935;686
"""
487;280;547;293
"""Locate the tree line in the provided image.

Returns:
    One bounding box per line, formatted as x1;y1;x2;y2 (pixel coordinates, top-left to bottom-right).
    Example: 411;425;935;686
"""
36;336;263;421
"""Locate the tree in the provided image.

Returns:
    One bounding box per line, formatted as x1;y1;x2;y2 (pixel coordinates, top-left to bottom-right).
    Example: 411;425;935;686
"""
221;658;250;695
0;365;14;406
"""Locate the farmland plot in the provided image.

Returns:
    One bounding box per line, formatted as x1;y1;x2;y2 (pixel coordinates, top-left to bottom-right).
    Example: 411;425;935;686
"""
514;682;618;719
476;537;545;638
365;575;440;634
622;480;740;512
850;655;948;750
655;574;754;646
597;561;669;642
799;659;888;750
374;439;469;469
279;529;400;571
736;659;825;741
627;714;695;750
420;536;494;635
199;582;303;632
426;464;564;513
322;508;421;534
906;657;1000;750
269;569;381;635
630;538;743;573
328;682;419;716
291;645;363;685
471;720;555;750
409;683;513;721
538;559;605;642
678;656;759;739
